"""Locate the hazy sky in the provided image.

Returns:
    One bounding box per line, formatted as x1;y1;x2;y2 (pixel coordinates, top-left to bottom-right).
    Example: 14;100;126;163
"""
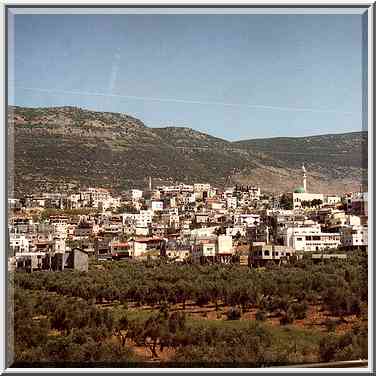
9;12;366;140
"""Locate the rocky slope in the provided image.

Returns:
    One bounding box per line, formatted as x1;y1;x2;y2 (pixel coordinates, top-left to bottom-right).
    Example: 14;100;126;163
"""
8;106;368;196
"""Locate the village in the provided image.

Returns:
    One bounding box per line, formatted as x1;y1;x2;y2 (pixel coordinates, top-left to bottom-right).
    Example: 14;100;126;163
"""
7;165;368;273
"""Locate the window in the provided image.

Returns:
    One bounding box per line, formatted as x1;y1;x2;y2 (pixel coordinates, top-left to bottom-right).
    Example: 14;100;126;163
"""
306;236;312;240
264;250;270;256
297;237;303;241
312;236;320;241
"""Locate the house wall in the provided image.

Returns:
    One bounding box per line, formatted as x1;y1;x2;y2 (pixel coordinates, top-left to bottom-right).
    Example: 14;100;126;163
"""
292;193;324;209
73;250;89;272
283;226;341;251
217;235;233;254
132;242;147;257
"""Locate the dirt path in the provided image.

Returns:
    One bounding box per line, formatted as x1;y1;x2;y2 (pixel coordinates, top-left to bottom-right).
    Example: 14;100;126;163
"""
125;338;176;363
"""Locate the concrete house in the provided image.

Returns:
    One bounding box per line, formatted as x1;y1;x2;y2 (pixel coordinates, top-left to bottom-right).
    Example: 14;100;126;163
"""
249;243;296;267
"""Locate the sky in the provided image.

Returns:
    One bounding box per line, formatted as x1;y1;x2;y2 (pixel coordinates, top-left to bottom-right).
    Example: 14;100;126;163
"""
8;12;366;141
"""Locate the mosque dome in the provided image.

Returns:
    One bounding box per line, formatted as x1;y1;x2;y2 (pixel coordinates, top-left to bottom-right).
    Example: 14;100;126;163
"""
294;186;306;193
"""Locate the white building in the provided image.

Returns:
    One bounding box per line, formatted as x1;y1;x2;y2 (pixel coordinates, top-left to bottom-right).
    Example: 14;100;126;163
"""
283;224;341;252
226;196;237;209
131;189;143;201
138;210;153;227
217;235;233;254
209;201;225;211
135;227;149;236
190;227;218;238
223;187;235;198
324;195;342;205
226;226;246;237
292;192;324;209
68;193;81;208
327;212;361;230
193;183;211;192
123;210;153;228
9;233;30;253
122;213;138;226
129;241;148;257
164;208;179;216
191;240;216;262
49;217;69;240
249;244;296;266
248;187;261;200
195;212;209;224
151;201;164;212
234;214;260;226
53;238;66;253
291;164;324;209
170;197;177;208
191;234;234;263
82;188;111;207
341;225;368;248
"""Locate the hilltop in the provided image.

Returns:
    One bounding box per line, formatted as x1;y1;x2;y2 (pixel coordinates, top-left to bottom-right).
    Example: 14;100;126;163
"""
8;106;367;196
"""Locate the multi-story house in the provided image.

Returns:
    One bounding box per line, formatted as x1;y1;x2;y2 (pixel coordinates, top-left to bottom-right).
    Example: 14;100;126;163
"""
341;225;368;249
234;213;260;227
193;183;211;192
249;243;296;267
131;189;143;201
282;224;341;252
191;237;217;263
226;196;237;209
347;192;368;216
9;233;30;254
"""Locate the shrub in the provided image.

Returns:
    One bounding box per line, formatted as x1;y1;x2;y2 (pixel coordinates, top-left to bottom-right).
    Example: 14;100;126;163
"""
319;333;339;362
280;308;295;325
291;301;308;320
255;310;267;321
319;326;368;362
280;314;294;326
324;319;338;333
226;306;241;320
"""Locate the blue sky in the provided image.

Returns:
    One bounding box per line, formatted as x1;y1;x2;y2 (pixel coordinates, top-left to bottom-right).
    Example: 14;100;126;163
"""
9;13;365;140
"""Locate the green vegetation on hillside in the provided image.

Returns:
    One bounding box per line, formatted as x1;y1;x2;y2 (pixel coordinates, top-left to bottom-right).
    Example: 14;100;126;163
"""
10;106;368;196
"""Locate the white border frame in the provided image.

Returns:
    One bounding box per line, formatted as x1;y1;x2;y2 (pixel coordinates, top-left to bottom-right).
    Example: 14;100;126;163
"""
1;0;374;374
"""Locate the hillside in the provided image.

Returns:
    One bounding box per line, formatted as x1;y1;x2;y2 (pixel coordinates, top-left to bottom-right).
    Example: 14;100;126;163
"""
234;132;367;175
8;106;368;196
233;132;368;193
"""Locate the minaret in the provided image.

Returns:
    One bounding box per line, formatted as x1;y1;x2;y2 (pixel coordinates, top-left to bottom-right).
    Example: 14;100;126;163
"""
149;176;152;191
265;225;269;244
302;164;307;192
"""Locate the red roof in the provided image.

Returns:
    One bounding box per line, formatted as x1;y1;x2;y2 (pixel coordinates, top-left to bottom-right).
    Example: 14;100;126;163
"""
135;236;163;243
111;242;129;247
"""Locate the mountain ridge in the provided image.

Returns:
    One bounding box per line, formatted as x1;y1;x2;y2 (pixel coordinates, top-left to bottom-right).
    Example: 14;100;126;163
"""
8;106;367;196
9;104;366;142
